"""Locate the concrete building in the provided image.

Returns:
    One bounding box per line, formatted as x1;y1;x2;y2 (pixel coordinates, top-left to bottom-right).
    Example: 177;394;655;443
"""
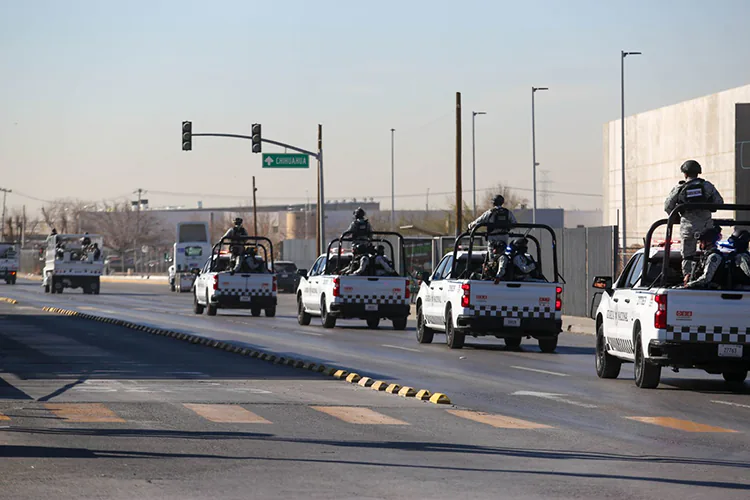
603;83;750;245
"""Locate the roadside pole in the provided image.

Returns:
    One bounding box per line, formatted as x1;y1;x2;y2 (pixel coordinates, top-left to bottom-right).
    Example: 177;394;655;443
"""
252;176;258;237
317;124;324;256
455;92;463;236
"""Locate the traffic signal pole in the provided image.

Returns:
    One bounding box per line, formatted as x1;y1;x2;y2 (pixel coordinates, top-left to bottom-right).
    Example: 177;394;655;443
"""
183;123;326;255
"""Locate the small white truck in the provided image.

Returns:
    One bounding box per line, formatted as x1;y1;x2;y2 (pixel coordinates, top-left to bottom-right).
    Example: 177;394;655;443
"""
193;235;277;317
169;222;211;293
415;223;564;351
296;232;411;330
42;234;104;294
591;202;750;388
0;243;19;285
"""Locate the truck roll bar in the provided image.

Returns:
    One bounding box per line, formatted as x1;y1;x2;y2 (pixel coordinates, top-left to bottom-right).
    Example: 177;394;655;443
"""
212;235;275;273
327;231;406;276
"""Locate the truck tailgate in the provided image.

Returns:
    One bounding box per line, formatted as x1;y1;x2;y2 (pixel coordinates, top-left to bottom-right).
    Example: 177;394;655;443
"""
469;281;559;318
338;276;409;304
216;273;275;297
665;289;750;342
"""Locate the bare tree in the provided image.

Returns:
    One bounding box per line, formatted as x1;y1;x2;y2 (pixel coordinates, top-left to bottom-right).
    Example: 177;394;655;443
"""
479;183;528;212
218;212;283;259
40;199;95;234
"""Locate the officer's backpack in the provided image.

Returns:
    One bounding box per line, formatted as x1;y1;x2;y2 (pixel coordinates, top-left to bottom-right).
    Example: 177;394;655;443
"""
677;178;709;204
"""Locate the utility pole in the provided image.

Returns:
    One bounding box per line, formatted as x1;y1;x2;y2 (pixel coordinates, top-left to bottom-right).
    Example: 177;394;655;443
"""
390;128;396;231
318;124;325;255
0;188;11;240
531;86;548;224
252;176;258;236
471;111;486;218
22;205;26;248
621;50;642;270
455;92;463;236
133;188;144;274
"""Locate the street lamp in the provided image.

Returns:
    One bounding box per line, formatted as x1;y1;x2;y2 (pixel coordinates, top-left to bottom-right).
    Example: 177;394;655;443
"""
472;111;487;218
531;87;548;224
390;128;395;231
621;50;641;270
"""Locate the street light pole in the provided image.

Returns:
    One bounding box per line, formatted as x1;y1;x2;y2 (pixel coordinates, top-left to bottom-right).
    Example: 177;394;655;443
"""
390;128;395;231
531;87;548;224
471;111;486;218
0;188;11;240
621;50;641;270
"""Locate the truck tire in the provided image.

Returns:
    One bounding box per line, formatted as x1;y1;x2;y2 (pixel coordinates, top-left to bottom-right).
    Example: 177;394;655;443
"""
391;317;407;331
722;370;747;384
297;295;311;325
504;337;522;349
445;307;464;349
193;292;204;315
265;306;276;318
634;329;661;389
44;281;50;294
416;305;434;344
595;324;621;379
89;279;100;296
54;279;64;294
538;336;558;353
251;307;261;317
206;293;217;316
170;283;176;292
50;277;56;294
320;300;336;329
176;282;182;293
366;317;380;329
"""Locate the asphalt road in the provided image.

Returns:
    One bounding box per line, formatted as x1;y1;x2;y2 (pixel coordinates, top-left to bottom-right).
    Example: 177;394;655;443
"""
1;278;750;499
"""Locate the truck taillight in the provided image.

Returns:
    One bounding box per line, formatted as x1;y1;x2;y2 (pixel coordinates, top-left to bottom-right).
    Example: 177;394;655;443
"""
272;275;277;292
654;293;667;329
555;286;562;311
461;283;470;308
333;277;340;297
405;279;410;299
213;274;218;291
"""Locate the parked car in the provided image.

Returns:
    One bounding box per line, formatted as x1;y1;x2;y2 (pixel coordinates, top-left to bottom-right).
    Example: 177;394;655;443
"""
275;260;300;293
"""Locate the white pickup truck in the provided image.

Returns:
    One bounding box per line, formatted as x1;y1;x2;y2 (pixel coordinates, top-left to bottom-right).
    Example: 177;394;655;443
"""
296;232;411;330
0;243;19;285
42;234;103;294
193;236;277;317
415;223;564;351
592;203;750;388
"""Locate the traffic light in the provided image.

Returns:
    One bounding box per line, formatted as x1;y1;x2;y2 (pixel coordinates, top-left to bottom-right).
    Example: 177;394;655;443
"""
182;121;192;151
251;123;262;153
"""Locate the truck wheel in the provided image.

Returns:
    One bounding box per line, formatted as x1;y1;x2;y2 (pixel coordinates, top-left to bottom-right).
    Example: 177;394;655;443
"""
504;337;522;349
321;300;336;329
391;317;407;331
176;282;182;293
366;317;380;329
416;305;434;344
44;282;50;293
170;283;176;292
206;293;217;316
265;307;276;318
54;280;64;294
297;295;311;325
722;370;747;384
538;336;558;353
193;292;204;315
595;324;621;379
634;330;661;389
445;307;464;349
251;307;262;317
89;280;100;296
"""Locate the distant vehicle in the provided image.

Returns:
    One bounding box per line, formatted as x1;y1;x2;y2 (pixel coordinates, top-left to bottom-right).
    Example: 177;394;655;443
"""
296;231;411;330
0;243;19;285
415;222;564;351
592;203;750;388
275;261;299;293
169;222;211;292
193;235;277;317
42;233;104;294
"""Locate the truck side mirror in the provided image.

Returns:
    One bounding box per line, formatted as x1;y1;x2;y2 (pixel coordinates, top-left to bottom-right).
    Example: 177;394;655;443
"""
192;268;201;275
592;276;613;291
419;271;430;284
296;269;308;278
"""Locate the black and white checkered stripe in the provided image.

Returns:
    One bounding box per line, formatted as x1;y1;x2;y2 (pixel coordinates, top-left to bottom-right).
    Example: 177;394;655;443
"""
218;288;274;297
340;294;407;305
467;305;554;319
666;325;750;343
54;269;102;275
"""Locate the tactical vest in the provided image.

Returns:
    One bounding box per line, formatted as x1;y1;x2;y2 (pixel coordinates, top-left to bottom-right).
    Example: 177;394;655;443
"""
352;219;371;237
696;248;726;286
724;251;750;287
678;178;709;204
487;207;511;231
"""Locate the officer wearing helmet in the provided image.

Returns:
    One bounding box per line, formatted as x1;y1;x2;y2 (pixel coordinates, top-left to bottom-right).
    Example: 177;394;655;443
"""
664;160;724;278
483;239;511;281
222;217;249;241
345;207;373;243
727;229;750;288
373;244;396;276
468;194;518;246
508;237;543;282
684;226;724;289
222;218;249;272
343;243;371;276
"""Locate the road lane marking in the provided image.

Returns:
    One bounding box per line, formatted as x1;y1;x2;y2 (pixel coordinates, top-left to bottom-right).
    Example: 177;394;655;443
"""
45;403;125;423
511;366;568;377
711;400;750;409
381;344;421;353
298;331;324;337
311;406;409;425
625;416;738;433
447;410;552;429
512;391;598;408
0;412;9;421
184;404;271;423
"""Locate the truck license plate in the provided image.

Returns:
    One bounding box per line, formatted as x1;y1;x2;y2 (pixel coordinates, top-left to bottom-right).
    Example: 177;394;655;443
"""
718;344;743;358
365;304;378;312
240;296;252;302
504;317;521;327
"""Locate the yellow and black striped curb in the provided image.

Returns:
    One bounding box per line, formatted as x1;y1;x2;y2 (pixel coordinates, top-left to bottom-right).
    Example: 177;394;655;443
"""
0;297;18;305
39;305;452;405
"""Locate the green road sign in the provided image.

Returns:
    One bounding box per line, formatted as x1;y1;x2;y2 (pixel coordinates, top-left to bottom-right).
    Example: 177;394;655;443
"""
262;153;309;168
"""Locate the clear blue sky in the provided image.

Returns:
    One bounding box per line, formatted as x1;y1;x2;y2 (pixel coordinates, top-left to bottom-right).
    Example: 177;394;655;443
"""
2;0;749;213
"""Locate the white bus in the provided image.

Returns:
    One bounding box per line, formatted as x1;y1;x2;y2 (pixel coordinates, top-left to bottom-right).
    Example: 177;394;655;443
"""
169;222;211;292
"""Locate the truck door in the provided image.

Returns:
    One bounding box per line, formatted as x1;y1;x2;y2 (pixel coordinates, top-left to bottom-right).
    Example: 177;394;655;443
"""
611;254;644;355
304;257;325;311
426;256;451;326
